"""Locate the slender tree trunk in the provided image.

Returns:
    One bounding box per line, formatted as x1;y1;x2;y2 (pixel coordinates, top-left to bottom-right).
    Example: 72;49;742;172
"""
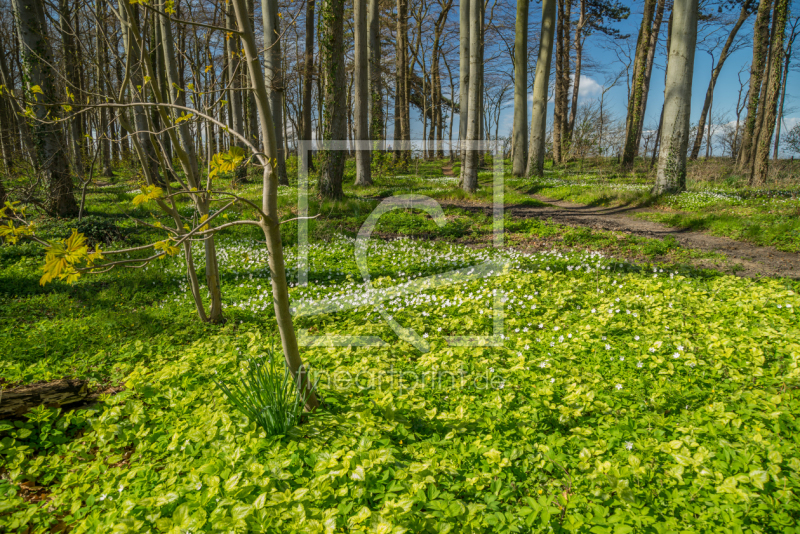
512;0;530;176
527;0;556;177
552;0;572;164
367;0;383;150
752;0;789;184
772;36;792;160
690;0;753;160
59;0;84;177
459;0;470;168
263;0;288;185
302;0;315;170
461;0;481;192
633;0;666;153
96;0;113;177
319;0;346;199
354;0;372;185
395;0;410;165
231;0;319;410
653;0;698;194
566;0;587;143
621;0;658;167
12;0;78;216
739;0;773;169
227;2;245;147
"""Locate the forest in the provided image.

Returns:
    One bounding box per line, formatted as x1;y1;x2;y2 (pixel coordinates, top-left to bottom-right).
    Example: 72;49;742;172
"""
1;0;800;531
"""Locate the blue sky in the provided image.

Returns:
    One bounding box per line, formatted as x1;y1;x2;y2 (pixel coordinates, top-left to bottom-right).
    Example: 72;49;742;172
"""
407;1;800;155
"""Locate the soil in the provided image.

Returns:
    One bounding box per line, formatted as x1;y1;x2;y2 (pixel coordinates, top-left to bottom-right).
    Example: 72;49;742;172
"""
442;195;800;280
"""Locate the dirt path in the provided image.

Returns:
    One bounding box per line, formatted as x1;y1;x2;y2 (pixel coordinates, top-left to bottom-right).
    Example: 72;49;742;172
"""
444;196;800;280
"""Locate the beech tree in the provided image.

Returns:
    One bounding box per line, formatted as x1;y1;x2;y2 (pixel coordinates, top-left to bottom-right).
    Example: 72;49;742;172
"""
511;0;530;177
653;0;698;194
527;0;556;177
11;0;79;217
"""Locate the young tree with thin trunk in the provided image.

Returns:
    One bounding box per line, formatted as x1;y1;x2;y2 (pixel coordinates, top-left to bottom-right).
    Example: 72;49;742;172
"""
690;0;755;160
354;0;371;185
231;0;319;409
319;0;346;200
264;0;289;185
527;0;556;177
12;0;79;217
512;0;530;177
653;0;698;194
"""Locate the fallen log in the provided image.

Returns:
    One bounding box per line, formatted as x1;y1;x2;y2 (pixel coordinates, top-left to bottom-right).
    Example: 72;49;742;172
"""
0;379;90;419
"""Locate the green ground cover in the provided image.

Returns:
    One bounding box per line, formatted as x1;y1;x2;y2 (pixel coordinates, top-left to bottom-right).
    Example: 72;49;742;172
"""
2;159;800;533
524;161;800;253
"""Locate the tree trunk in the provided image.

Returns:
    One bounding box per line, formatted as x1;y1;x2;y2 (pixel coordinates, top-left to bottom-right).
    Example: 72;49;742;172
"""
621;0;658;167
751;0;789;184
227;2;245;149
738;0;773;169
96;0;112;177
12;0;78;217
461;0;481;192
459;0;470;168
527;0;556;177
319;0;346;200
653;0;698;194
566;0;588;144
59;0;84;178
512;0;530;176
368;0;383;150
394;0;410;166
772;29;794;160
302;0;315;170
690;0;753;160
263;0;288;185
231;0;319;410
354;0;372;185
552;0;572;164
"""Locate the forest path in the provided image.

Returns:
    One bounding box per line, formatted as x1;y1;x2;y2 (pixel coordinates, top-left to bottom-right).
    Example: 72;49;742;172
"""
443;195;800;280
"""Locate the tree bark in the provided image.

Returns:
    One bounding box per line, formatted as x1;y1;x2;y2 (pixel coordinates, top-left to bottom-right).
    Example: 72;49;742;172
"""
461;0;482;192
264;0;289;185
231;0;319;410
394;0;410;166
690;0;753;160
59;0;84;178
12;0;79;217
512;0;530;176
354;0;372;185
319;0;346;200
527;0;556;177
302;0;315;170
653;0;698;194
738;0;773;169
227;2;245;149
458;0;470;168
566;0;586;144
368;0;383;150
621;0;658;167
552;0;572;164
751;0;789;184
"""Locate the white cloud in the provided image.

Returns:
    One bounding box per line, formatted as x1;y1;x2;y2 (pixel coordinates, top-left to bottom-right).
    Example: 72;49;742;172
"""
576;75;602;99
